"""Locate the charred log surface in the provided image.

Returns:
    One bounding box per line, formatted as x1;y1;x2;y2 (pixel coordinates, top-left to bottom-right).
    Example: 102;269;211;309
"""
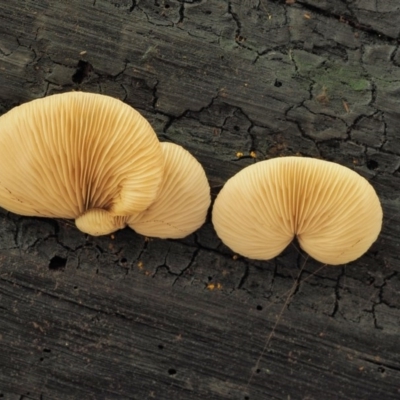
0;1;399;399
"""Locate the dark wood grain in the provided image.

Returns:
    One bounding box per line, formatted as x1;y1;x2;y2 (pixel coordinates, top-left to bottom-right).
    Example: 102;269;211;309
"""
0;1;399;399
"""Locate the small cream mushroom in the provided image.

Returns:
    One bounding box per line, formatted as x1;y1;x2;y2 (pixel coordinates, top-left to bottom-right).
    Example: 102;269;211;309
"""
75;209;128;237
128;142;211;238
0;92;164;235
212;157;383;265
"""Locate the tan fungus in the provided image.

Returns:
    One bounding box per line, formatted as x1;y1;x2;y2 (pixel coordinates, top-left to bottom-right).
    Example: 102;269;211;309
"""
0;92;164;235
212;157;382;265
128;142;211;239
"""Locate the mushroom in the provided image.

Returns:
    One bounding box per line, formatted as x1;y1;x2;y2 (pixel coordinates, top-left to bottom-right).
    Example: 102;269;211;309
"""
75;209;128;237
127;142;211;238
212;157;382;265
0;92;164;235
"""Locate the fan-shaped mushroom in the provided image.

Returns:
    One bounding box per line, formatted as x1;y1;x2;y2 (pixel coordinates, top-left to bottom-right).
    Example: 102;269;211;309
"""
0;92;164;235
128;142;211;238
212;157;382;265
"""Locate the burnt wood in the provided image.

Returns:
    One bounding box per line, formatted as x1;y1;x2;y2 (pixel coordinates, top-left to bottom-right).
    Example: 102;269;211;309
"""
0;1;399;399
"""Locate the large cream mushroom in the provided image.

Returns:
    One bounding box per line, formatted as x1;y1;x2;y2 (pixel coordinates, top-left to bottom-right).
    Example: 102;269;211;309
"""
212;157;383;265
127;142;211;238
0;92;164;235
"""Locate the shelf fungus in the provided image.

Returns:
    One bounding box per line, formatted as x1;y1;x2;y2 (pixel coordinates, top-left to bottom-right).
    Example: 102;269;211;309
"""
128;142;211;239
0;92;210;238
212;157;383;265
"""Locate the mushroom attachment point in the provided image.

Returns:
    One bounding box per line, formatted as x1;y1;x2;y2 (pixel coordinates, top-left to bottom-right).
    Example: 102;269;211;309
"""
76;209;128;236
0;92;164;234
212;157;383;265
128;142;211;239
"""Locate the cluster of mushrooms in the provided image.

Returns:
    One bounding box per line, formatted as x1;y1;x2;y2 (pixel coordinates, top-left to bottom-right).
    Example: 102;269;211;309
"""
0;92;383;266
